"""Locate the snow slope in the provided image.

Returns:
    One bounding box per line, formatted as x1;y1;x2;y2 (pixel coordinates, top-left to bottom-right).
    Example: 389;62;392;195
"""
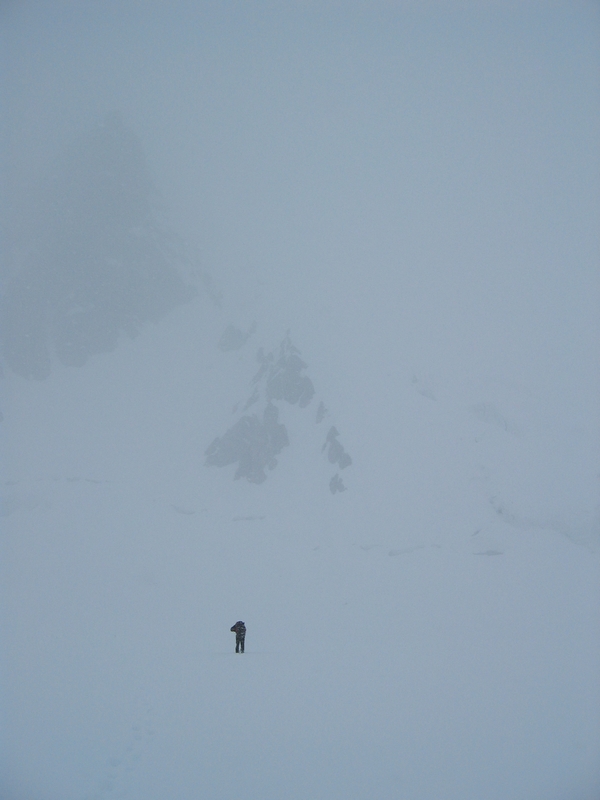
2;289;599;800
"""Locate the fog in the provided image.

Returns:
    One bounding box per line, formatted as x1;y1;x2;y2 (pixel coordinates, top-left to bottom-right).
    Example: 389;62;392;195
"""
2;2;599;798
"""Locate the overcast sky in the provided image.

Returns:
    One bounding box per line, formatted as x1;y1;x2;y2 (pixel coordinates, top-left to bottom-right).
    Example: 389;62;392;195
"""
5;1;599;392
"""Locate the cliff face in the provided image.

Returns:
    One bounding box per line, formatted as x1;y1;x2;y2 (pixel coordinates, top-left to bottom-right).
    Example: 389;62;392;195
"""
1;114;195;379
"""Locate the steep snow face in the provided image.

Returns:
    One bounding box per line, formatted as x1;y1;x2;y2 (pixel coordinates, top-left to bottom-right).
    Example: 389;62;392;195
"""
2;292;599;800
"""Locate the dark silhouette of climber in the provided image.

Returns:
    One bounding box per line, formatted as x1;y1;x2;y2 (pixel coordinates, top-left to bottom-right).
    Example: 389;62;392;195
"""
230;621;246;653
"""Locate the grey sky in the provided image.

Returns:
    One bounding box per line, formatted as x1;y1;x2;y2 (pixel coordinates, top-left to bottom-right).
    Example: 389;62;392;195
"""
5;1;598;387
2;2;599;799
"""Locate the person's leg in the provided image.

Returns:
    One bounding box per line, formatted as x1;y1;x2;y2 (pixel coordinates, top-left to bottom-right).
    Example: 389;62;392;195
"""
236;635;240;653
241;635;244;653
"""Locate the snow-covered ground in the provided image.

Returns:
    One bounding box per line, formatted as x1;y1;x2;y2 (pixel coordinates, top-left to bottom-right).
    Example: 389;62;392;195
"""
2;292;599;800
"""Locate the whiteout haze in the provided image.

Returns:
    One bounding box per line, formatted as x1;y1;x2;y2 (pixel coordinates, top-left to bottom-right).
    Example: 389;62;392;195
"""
1;3;599;799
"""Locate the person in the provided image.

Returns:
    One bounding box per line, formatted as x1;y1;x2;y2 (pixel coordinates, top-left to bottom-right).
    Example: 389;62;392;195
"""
230;621;246;653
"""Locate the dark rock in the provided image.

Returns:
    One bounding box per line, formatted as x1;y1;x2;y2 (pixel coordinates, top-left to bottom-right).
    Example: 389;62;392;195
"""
253;335;315;408
329;474;346;494
205;403;289;484
218;322;256;352
1;113;196;378
316;401;327;424
323;426;352;469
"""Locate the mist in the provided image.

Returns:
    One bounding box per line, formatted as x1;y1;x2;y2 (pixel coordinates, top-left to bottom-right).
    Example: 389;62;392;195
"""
2;2;599;799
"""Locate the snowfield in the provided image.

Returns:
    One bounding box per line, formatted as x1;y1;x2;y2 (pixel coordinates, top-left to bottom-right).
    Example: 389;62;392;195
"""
2;296;599;800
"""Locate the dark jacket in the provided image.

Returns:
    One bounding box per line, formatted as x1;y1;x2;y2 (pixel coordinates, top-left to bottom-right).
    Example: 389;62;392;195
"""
231;621;246;637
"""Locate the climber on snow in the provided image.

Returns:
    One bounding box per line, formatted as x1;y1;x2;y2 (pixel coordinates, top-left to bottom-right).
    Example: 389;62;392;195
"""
230;621;246;653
